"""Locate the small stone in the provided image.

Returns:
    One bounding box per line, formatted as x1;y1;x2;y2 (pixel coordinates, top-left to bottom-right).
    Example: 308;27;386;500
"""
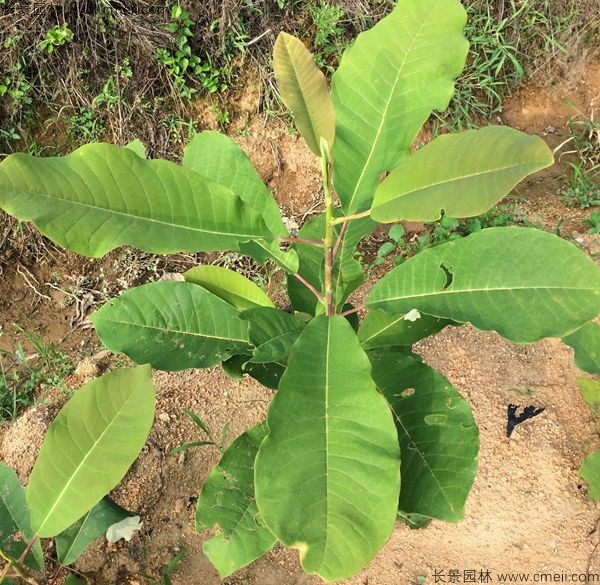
158;413;171;423
174;499;185;514
178;452;186;465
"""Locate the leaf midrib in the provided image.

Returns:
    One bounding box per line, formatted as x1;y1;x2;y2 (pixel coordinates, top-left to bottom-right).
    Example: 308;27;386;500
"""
375;283;600;305
4;187;263;239
94;317;249;344
379;160;544;203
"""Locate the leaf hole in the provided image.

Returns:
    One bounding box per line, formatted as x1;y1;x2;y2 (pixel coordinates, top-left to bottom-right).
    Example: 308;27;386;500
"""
440;263;454;290
401;387;416;397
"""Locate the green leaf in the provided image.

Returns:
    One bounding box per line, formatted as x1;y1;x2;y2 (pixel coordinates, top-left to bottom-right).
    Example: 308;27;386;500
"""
369;350;478;521
184;265;275;310
64;576;86;585
371;126;554;222
221;354;285;390
124;139;146;158
358;309;449;350
255;316;400;581
0;463;44;571
0;144;273;258
564;321;600;377
579;450;600;500
182;131;296;272
91;281;250;371
241;307;305;364
273;32;335;156
367;228;600;344
26;366;155;538
197;422;276;578
331;0;468;213
56;498;130;566
578;378;600;415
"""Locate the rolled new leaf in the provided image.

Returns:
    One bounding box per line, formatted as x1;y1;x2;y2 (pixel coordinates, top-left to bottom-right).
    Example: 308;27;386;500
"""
332;0;468;213
273;32;335;156
255;316;400;581
0;463;44;570
185;265;275;310
196;422;276;578
367;227;600;344
369;350;479;521
0;144;273;258
371;126;554;222
563;321;600;377
183;132;297;273
91;281;251;371
26;366;155;538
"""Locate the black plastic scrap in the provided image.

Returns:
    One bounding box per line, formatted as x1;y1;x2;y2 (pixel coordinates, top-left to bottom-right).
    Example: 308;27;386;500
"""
506;403;545;437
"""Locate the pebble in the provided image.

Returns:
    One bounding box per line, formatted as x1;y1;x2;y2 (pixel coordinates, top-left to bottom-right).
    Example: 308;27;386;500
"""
158;412;171;423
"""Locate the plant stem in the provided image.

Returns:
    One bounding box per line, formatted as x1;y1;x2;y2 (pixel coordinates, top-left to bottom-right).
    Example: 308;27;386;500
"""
340;305;362;317
321;144;334;316
330;209;371;225
332;221;348;264
17;535;38;565
275;236;325;247
293;273;325;306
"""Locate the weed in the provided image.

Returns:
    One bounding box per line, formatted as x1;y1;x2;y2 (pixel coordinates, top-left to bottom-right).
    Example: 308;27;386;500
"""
38;23;74;54
583;211;600;235
308;2;347;73
67;107;106;144
155;4;226;99
0;325;73;421
374;201;534;266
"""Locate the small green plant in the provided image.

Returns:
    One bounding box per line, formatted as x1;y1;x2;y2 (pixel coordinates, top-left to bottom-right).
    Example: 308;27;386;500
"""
67;107;106;144
155;4;226;99
560;106;600;208
308;1;347;72
0;326;73;421
38;23;73;54
583;211;600;235
0;1;599;582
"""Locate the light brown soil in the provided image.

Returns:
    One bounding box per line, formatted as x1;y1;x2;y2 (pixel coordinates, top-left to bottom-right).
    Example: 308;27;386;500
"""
0;52;599;585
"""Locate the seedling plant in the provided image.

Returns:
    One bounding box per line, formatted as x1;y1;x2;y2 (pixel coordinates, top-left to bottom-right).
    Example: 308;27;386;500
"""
1;0;600;582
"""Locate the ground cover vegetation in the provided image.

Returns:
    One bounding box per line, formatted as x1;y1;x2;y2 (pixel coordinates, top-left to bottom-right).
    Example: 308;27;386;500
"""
0;0;599;582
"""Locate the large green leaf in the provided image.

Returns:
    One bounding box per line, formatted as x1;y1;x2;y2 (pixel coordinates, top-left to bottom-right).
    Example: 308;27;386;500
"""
368;228;600;344
26;366;155;538
255;316;400;581
579;450;600;500
564;321;600;377
0;463;44;571
0;144;273;258
91;281;250;371
184;265;275;310
273;33;335;156
369;350;478;521
56;497;130;566
331;0;468;213
241;307;305;365
196;422;276;578
578;378;600;415
182;131;297;273
371;126;554;222
358;308;450;350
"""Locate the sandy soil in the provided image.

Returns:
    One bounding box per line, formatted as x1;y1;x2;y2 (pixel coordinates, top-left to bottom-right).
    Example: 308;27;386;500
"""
0;50;599;585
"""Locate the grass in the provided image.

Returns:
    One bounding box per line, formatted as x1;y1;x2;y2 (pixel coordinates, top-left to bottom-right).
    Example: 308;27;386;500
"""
560;104;600;208
0;325;73;421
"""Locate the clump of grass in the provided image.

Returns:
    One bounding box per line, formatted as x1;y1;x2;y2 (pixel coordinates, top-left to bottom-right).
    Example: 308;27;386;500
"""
560;104;600;208
0;325;73;421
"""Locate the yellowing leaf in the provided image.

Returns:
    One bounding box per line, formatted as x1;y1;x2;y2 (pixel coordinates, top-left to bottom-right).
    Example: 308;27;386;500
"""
274;32;335;155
